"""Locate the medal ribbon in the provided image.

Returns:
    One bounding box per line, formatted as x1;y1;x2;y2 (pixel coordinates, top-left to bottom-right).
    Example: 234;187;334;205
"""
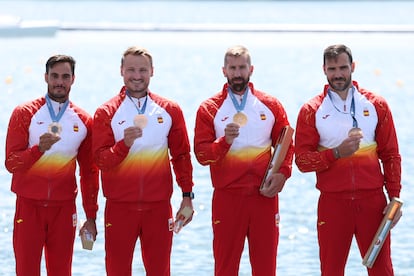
45;94;69;122
228;87;248;112
328;86;358;128
126;90;147;114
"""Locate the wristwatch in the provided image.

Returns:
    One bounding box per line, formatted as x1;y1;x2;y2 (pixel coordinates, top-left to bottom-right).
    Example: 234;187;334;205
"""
182;192;194;199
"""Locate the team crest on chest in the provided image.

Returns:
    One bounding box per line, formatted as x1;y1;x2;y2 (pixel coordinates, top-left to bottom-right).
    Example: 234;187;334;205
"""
73;123;79;132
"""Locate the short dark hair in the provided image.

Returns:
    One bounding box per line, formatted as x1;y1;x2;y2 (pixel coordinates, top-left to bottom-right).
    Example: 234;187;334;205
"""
323;44;353;65
224;45;251;66
45;55;76;74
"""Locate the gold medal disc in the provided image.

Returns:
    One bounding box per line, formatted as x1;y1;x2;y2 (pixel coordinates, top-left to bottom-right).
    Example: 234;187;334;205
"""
48;122;62;136
233;112;248;127
134;114;148;129
348;127;363;137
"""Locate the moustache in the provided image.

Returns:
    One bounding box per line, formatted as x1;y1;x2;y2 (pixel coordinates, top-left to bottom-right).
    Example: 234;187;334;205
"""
231;78;244;82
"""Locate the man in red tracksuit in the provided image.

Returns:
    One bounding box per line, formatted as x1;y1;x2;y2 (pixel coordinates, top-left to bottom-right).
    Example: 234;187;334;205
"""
295;44;402;276
93;46;194;276
5;54;99;276
194;45;294;276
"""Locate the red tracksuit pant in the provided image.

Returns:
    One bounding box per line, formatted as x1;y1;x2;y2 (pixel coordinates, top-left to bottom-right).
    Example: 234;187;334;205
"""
13;196;77;276
212;188;279;276
104;200;173;276
317;190;394;276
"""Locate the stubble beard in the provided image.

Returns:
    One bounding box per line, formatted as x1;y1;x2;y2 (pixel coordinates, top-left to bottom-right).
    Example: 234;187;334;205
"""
127;80;148;96
328;77;352;93
48;86;69;102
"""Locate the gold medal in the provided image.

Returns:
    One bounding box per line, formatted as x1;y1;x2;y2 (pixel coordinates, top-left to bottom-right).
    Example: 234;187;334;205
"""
48;122;62;136
348;127;363;137
233;112;248;127
133;114;148;129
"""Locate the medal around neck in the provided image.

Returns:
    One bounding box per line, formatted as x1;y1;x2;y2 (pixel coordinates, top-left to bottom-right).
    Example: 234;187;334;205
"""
133;114;148;129
48;122;62;136
233;112;248;127
348;127;363;137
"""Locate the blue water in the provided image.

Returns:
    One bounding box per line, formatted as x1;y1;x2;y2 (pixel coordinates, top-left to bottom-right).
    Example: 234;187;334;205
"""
1;1;413;275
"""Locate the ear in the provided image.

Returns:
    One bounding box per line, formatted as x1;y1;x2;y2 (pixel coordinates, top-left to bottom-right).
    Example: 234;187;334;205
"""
222;66;227;77
351;62;355;73
44;73;48;83
150;67;154;77
249;65;254;75
120;66;124;77
322;64;327;75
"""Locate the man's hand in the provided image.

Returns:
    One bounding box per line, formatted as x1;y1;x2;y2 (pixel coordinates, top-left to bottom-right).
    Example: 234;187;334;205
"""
260;173;286;198
123;126;143;147
79;218;97;241
336;132;363;158
383;200;403;229
38;133;61;152
176;197;194;227
224;123;240;144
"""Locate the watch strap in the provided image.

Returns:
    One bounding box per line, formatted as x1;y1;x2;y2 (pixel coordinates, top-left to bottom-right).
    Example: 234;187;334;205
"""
182;192;194;199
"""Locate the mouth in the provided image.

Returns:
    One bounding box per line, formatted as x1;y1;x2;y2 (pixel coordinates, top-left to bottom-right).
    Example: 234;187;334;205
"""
53;86;66;91
333;78;346;83
232;78;244;84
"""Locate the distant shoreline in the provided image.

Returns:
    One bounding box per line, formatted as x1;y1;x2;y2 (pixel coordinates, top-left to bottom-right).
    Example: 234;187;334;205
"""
60;23;414;33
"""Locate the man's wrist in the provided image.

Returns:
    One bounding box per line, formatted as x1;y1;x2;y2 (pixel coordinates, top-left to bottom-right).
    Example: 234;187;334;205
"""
333;147;341;159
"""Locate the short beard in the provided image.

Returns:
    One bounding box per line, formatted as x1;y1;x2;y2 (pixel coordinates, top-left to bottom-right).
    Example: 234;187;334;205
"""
328;77;352;92
228;77;249;93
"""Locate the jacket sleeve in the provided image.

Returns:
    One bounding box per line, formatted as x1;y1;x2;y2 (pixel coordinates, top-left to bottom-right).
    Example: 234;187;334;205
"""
92;106;130;171
5;105;43;173
193;101;231;166
294;102;336;173
167;105;194;192
77;114;99;219
373;97;401;199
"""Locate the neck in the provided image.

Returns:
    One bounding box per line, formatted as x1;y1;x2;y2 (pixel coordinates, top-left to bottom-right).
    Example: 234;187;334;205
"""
330;87;349;101
230;87;248;96
47;94;68;103
128;90;147;99
336;90;348;101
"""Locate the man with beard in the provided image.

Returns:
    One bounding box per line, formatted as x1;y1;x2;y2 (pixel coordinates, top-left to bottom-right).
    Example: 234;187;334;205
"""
93;46;194;276
194;45;294;276
5;54;99;275
295;44;402;275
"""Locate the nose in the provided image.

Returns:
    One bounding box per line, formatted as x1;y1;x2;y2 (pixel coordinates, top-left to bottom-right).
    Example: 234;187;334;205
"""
233;68;242;77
